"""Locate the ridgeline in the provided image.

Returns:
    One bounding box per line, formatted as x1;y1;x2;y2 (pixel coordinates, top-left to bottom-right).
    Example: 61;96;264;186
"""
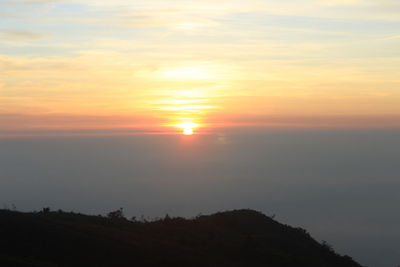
0;209;362;267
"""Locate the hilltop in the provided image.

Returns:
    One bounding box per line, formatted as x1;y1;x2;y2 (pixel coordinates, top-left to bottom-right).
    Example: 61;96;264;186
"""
0;209;362;267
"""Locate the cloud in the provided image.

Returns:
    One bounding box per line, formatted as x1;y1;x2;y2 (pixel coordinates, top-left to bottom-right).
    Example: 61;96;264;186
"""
116;10;218;31
0;113;166;137
209;114;400;129
382;34;400;40
3;0;400;20
0;29;50;41
1;0;63;5
319;0;366;6
1;113;399;138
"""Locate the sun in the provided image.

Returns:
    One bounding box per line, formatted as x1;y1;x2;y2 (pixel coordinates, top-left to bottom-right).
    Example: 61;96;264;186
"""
183;127;194;135
176;122;198;135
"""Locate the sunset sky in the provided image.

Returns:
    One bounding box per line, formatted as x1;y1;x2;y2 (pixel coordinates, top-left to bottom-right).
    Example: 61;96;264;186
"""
2;2;400;266
1;0;400;135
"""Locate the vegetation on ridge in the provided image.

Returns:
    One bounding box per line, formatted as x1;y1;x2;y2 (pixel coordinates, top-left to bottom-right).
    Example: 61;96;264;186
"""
0;208;362;267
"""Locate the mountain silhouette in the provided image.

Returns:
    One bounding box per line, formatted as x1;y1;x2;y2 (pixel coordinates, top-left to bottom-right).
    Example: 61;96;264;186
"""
0;208;362;267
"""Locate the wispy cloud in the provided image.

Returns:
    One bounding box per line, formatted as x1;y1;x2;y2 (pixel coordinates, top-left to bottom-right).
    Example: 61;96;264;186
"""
0;29;50;41
1;0;63;5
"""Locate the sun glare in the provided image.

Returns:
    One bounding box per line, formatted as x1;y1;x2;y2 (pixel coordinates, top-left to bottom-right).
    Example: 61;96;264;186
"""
160;67;214;80
183;127;194;135
177;122;198;135
156;88;216;135
157;62;227;81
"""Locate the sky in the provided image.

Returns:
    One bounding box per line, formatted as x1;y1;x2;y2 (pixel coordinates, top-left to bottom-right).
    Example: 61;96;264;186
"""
1;1;400;266
1;0;400;135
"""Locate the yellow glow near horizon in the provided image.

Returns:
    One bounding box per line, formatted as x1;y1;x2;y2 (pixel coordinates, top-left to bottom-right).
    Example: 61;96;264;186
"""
159;65;220;80
154;84;217;135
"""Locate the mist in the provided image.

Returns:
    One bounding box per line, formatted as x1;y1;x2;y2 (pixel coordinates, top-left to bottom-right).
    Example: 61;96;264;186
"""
1;128;399;267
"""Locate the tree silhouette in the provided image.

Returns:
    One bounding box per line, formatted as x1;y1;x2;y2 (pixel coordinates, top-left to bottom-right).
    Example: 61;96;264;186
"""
107;208;125;220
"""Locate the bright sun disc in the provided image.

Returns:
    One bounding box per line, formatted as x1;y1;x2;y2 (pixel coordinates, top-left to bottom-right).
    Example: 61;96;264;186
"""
183;127;194;135
176;122;198;135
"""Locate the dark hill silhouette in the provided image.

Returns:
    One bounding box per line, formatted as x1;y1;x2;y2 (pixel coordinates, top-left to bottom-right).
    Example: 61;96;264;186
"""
0;209;362;267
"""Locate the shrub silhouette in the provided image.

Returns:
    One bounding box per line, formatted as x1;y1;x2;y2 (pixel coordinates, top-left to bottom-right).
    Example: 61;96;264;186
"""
0;208;362;267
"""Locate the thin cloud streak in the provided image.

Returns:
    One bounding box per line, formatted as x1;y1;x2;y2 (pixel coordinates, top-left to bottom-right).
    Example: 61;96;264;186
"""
0;29;50;41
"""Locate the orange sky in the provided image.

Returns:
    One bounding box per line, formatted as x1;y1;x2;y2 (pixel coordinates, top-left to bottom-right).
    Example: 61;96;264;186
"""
1;0;400;136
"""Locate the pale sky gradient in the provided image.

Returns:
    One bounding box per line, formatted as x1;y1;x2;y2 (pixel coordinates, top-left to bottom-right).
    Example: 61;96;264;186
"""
1;0;400;135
